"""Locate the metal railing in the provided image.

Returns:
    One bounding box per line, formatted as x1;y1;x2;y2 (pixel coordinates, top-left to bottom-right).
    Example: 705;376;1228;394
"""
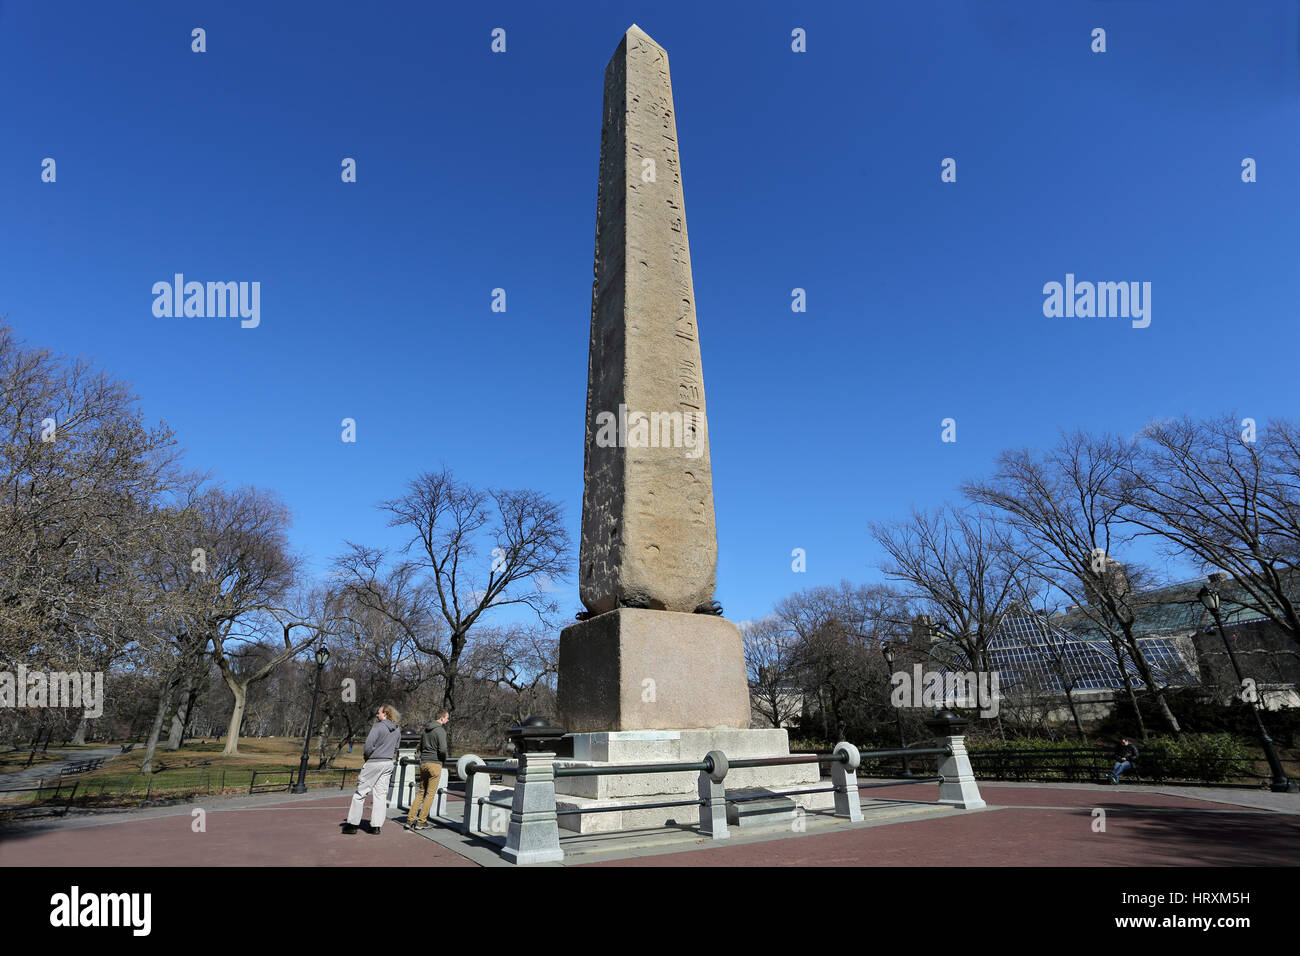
965;747;1270;787
0;781;81;818
249;768;354;794
443;738;978;864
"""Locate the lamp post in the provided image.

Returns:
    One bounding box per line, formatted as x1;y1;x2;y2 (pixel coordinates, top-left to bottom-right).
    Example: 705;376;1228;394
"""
881;642;912;777
1197;583;1294;793
292;643;331;794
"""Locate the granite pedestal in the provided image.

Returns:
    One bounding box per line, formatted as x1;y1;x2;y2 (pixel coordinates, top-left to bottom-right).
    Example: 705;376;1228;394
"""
557;608;750;732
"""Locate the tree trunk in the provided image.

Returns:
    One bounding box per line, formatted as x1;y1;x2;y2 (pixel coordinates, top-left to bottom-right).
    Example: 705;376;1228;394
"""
223;680;247;756
1149;687;1181;734
1110;635;1148;740
71;714;88;746
1063;688;1087;742
441;642;466;717
140;678;177;774
165;672;195;751
1118;625;1179;734
314;714;331;769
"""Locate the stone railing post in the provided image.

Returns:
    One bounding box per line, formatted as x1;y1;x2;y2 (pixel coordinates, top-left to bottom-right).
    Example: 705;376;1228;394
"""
501;716;566;865
924;710;986;810
433;765;451;819
697;749;730;839
458;755;488;835
831;742;863;821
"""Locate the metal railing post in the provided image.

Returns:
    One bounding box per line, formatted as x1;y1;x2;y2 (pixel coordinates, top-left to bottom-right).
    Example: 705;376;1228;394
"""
458;755;487;836
502;749;564;865
697;750;730;839
831;742;863;821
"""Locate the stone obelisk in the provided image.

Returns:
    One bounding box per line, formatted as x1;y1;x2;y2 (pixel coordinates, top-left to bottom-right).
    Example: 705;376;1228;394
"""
557;25;750;732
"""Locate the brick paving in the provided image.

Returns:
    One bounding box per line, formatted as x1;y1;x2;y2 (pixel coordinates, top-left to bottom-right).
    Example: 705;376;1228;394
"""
0;781;1294;867
0;793;474;867
587;784;1300;867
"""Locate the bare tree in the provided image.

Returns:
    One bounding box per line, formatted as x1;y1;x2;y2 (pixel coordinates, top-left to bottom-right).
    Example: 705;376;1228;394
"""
1123;415;1300;646
965;431;1180;736
0;320;185;748
307;584;435;769
462;623;559;741
871;505;1029;681
172;485;312;756
771;581;903;741
341;467;570;717
742;616;803;728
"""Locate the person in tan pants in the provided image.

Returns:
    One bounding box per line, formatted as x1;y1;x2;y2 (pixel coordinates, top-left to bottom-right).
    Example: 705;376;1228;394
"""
407;710;449;829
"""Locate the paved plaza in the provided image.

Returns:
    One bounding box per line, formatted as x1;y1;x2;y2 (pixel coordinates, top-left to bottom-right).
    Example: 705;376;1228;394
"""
2;781;1295;868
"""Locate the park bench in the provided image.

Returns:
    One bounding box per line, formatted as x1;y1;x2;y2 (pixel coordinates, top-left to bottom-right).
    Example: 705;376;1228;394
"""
119;743;135;754
59;757;105;776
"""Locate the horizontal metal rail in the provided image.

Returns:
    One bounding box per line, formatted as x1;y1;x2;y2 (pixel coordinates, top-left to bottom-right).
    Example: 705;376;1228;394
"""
469;764;519;776
249;770;295;794
478;797;514;811
859;776;942;790
726;785;835;803
859;747;951;759
554;761;710;778
463;748;951;781
0;781;79;816
555;797;705;816
727;754;829;769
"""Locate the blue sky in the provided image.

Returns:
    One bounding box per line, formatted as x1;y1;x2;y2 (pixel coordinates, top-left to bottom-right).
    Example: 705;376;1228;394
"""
3;0;1298;626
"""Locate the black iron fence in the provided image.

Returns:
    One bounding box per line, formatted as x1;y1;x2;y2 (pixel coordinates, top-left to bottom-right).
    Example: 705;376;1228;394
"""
964;747;1268;787
248;768;355;794
0;781;80;819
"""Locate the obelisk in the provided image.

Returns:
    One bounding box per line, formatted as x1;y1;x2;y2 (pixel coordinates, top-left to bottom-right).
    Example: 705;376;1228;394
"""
557;25;751;733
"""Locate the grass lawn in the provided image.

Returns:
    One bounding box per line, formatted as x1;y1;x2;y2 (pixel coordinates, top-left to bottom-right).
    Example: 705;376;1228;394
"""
1;738;369;810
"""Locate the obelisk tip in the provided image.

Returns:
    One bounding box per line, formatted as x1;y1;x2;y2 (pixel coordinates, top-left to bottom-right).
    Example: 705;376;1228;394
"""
625;23;660;45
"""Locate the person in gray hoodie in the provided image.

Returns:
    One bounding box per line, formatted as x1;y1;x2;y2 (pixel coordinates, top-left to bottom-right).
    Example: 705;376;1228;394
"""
405;710;449;830
343;705;402;835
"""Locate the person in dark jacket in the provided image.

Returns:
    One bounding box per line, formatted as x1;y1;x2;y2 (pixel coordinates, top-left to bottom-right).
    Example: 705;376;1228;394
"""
1109;737;1139;784
405;710;450;830
343;705;402;834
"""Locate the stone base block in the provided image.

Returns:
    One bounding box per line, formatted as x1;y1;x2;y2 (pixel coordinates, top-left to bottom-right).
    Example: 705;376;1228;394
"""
555;728;819;799
541;727;823;833
553;784;835;834
557;609;750;731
